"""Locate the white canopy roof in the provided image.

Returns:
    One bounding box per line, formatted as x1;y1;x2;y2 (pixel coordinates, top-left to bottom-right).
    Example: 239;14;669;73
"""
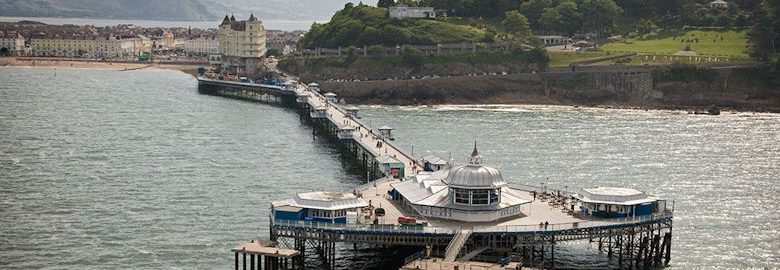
423;156;448;165
273;191;368;211
575;187;659;206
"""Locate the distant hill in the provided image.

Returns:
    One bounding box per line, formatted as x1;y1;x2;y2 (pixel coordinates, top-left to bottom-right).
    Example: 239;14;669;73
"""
0;0;216;21
0;0;351;22
204;0;349;21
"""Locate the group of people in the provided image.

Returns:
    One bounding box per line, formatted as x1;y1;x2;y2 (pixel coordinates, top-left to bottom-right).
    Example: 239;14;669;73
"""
539;221;550;229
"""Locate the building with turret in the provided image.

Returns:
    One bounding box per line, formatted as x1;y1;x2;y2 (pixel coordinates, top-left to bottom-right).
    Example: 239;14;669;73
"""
389;143;532;222
218;14;266;78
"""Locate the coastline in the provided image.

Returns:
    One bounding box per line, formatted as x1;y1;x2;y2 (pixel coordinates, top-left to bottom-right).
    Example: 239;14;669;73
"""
0;57;201;76
318;74;780;113
4;57;776;113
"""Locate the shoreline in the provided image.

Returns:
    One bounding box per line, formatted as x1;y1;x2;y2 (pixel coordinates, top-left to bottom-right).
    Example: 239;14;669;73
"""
356;102;780;115
4;57;776;113
0;57;201;76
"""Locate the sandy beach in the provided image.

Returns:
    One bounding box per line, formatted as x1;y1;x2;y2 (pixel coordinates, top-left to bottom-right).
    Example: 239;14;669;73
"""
0;57;202;76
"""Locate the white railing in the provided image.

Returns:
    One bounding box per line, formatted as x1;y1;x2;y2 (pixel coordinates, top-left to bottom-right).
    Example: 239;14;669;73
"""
272;218;457;235
271;211;672;235
473;211;673;233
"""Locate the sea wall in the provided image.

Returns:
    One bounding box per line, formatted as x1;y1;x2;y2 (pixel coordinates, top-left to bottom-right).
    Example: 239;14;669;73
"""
318;67;780;111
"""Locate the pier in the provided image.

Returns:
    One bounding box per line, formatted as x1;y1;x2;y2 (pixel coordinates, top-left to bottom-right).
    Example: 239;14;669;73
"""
197;76;674;269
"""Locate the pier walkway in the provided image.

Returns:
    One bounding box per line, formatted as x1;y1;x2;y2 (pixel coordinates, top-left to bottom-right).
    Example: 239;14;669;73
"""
292;84;423;177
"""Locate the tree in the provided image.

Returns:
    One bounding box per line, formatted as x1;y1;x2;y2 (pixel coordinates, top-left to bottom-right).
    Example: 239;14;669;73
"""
635;19;659;37
555;1;582;36
748;0;779;63
581;0;623;37
377;0;395;8
520;0;552;29
503;10;533;40
541;8;562;33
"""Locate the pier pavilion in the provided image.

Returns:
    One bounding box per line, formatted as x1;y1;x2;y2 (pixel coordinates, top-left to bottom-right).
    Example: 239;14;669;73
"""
272;191;368;224
390;144;531;222
575;187;667;218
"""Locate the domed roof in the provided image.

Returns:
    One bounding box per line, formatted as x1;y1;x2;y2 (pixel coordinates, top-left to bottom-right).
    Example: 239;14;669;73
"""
444;165;507;188
443;142;508;188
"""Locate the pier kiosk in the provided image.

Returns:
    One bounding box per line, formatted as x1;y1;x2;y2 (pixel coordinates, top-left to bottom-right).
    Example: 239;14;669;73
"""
575;187;666;218
323;92;338;103
378;126;394;140
422;156;449;172
272;192;368;224
376;155;405;178
307;83;320;92
345;106;360;119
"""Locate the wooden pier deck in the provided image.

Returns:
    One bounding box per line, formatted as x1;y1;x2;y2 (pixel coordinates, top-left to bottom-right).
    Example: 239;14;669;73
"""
293;84;423;177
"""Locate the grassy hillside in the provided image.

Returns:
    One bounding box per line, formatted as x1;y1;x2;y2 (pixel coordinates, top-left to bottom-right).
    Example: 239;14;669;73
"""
299;4;488;49
0;0;216;21
600;29;749;58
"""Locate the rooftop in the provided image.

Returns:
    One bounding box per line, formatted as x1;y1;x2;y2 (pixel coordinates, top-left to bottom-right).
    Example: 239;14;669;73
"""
273;191;368;211
576;187;659;205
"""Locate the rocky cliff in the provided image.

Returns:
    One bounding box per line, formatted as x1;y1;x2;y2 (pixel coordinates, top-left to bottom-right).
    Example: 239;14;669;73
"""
317;67;780;112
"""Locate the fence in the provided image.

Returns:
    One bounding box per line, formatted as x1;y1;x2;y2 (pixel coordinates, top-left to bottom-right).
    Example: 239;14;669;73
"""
271;211;673;235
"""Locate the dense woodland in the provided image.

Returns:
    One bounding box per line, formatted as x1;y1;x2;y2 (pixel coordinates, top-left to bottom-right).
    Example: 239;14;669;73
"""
301;0;778;66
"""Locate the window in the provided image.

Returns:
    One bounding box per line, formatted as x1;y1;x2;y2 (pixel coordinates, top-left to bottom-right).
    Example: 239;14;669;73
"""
488;189;500;204
472;190;489;205
454;188;469;204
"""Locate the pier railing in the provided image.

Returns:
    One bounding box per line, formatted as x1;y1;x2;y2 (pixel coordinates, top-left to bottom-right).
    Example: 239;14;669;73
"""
473;211;674;233
272;218;457;235
272;211;672;236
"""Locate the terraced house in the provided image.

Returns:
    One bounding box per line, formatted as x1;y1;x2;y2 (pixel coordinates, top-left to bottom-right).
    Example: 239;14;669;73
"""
30;35;97;57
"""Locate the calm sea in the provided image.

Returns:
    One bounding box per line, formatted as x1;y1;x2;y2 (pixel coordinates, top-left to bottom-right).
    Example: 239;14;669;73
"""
0;67;777;269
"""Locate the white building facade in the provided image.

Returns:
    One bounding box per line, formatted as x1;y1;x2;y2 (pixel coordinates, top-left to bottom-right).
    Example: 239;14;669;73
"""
95;36;135;59
218;14;266;77
389;5;436;19
0;33;26;56
183;37;219;55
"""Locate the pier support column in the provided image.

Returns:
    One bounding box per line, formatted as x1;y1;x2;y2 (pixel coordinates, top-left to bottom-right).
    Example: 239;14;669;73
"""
235;253;239;270
250;254;254;270
550;241;555;270
663;232;672;266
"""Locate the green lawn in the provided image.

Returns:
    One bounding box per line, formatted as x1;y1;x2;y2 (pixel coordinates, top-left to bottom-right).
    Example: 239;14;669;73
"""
600;29;749;58
411;20;486;44
548;51;610;67
583;54;756;66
